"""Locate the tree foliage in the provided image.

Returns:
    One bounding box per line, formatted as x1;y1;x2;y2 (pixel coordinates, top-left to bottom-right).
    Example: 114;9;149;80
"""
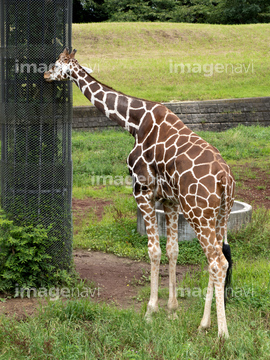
73;0;270;24
74;0;108;22
219;0;270;24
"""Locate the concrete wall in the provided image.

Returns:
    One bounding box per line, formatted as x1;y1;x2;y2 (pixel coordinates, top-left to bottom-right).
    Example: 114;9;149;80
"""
73;97;270;132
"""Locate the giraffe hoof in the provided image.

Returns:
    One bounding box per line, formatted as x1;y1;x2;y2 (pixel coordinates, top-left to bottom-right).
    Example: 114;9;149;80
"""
168;312;178;320
144;313;153;323
198;326;208;335
198;323;211;333
145;304;158;322
198;317;211;330
218;330;229;339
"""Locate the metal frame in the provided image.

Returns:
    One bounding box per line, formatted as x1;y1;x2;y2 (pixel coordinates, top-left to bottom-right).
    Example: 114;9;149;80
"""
0;0;73;269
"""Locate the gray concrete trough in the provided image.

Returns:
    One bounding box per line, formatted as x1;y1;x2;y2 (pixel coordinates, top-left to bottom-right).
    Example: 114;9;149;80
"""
137;201;252;241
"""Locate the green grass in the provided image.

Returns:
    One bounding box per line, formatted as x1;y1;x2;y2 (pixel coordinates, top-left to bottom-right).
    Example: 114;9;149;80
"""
1;276;269;359
72;129;134;189
72;125;270;261
1;125;270;358
198;125;270;162
1;227;269;359
72;125;270;192
72;23;270;105
4;207;268;359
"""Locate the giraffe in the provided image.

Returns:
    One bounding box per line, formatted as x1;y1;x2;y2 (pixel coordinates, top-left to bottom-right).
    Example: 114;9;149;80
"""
44;48;235;338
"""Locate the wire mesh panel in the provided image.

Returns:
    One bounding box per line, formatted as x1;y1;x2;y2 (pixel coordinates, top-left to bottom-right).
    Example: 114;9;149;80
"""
0;0;73;269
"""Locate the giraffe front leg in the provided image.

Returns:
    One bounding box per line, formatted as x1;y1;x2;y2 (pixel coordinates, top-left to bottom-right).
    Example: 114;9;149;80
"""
163;204;180;316
135;192;161;321
146;235;161;320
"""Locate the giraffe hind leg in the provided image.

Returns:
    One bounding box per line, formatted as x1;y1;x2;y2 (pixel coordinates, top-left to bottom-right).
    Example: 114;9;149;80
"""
198;274;214;330
206;236;229;338
199;210;230;331
194;219;229;338
216;194;233;304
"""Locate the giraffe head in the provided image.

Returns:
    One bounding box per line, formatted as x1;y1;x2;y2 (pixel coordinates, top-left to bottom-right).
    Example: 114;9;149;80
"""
44;48;93;82
44;48;76;82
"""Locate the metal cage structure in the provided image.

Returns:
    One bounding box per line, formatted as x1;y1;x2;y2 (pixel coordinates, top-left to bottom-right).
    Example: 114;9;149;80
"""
0;0;73;269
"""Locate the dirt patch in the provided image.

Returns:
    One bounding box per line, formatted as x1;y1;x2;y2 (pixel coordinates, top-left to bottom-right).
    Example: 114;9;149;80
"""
72;198;112;231
0;251;192;317
0;297;46;320
234;166;270;209
74;250;192;308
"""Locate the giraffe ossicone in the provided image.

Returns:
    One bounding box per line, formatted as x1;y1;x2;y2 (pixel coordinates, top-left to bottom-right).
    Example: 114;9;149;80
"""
44;48;235;338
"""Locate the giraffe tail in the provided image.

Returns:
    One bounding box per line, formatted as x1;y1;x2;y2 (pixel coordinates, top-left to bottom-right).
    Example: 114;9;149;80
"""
222;242;232;305
220;174;233;305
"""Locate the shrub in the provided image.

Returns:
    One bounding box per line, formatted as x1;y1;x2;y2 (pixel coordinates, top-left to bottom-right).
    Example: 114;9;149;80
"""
0;211;76;293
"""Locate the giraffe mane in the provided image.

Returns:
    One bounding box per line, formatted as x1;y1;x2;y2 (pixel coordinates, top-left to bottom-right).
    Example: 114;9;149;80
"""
60;48;162;106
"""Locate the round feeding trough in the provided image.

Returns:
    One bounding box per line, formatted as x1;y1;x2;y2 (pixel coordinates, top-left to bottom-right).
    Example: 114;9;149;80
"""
137;201;252;240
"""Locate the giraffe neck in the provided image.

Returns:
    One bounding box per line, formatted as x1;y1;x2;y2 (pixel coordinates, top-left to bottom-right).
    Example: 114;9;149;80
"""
70;64;150;136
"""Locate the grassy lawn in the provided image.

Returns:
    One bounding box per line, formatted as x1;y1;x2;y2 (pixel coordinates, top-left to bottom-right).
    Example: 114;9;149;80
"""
1;225;270;359
72;23;270;105
72;124;270;191
1;125;270;358
72;124;270;262
1;284;270;359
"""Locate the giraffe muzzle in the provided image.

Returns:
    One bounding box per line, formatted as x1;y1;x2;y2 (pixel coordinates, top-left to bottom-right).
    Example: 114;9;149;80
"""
44;72;53;82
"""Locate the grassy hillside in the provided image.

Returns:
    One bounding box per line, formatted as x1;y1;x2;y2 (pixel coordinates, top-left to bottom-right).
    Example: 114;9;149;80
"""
72;22;270;106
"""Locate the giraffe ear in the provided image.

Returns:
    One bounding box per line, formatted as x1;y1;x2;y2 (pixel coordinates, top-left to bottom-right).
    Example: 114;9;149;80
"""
82;66;93;74
70;49;77;59
63;48;69;55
